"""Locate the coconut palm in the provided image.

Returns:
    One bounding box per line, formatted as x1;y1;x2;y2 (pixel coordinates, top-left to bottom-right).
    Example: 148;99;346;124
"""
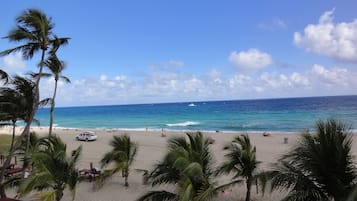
18;135;82;201
0;9;69;109
138;132;220;201
260;119;357;201
0;9;69;197
0;88;26;152
0;76;38;154
0;75;48;198
216;134;261;201
10;76;48;159
99;135;138;187
43;54;70;136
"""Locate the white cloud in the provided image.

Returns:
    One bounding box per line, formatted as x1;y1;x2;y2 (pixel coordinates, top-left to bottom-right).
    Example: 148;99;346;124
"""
42;63;357;106
274;19;287;29
311;64;349;86
207;69;223;84
258;18;287;31
2;52;26;73
229;74;252;88
183;78;204;93
115;75;127;81
260;72;310;89
100;75;107;81
294;9;357;62
229;49;273;72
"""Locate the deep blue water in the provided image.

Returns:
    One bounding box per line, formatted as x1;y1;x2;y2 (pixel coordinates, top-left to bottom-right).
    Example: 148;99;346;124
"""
34;95;357;132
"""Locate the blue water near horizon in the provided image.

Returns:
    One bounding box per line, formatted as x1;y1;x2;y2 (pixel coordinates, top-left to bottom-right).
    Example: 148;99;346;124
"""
34;95;357;133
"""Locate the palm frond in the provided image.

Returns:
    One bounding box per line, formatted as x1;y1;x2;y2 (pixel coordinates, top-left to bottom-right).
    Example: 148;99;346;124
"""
19;135;81;201
262;119;356;201
136;190;178;201
37;190;57;201
39;98;52;107
0;69;9;84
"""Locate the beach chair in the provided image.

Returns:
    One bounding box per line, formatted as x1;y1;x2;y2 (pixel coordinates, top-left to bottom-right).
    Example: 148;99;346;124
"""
4;164;23;179
79;162;101;182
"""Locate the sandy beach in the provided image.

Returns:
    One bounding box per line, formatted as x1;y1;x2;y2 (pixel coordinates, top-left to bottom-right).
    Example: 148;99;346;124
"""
2;127;357;201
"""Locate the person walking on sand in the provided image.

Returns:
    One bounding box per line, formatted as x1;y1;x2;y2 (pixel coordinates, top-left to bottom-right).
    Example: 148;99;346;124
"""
161;128;166;137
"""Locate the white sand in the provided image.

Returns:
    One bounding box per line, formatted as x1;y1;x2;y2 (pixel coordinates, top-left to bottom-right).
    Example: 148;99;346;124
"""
2;127;357;201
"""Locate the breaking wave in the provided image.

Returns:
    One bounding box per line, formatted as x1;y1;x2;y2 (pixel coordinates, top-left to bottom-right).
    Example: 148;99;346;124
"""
166;121;200;127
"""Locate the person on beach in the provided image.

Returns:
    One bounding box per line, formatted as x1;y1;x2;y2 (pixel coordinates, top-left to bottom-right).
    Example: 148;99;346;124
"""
161;128;166;137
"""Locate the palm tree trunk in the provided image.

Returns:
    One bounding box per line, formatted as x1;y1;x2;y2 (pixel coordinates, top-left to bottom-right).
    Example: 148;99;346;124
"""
124;170;129;187
25;48;45;156
55;189;63;201
245;178;252;201
0;185;5;198
49;79;58;136
10;121;16;152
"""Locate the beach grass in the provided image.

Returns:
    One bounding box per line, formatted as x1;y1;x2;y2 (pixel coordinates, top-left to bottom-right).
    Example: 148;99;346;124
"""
0;134;15;155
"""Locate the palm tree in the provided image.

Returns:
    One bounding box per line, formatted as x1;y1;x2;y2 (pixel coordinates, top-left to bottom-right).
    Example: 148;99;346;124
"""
0;88;25;152
43;54;70;136
0;76;38;154
18;135;82;201
138;132;220;201
0;9;69;198
99;135;138;187
10;76;39;162
216;134;260;201
0;76;48;198
260;119;357;201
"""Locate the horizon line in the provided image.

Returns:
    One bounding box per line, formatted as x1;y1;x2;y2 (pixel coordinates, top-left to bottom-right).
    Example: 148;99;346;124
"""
44;94;357;109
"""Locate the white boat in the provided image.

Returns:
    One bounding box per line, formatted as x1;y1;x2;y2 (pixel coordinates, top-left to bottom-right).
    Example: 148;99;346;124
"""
76;131;98;141
188;103;196;107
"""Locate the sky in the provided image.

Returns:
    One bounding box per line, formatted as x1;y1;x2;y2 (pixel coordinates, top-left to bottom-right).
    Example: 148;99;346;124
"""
1;0;357;107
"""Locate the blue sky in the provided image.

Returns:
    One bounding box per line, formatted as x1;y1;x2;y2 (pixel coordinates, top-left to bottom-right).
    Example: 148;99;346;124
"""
1;0;357;106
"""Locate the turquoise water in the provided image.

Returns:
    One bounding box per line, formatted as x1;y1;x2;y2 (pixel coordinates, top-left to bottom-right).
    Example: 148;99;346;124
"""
35;95;357;132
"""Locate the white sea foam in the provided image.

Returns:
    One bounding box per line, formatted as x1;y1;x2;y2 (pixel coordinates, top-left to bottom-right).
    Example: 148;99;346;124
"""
166;121;200;127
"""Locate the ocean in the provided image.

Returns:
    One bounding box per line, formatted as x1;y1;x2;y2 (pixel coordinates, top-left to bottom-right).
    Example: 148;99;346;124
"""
35;95;357;133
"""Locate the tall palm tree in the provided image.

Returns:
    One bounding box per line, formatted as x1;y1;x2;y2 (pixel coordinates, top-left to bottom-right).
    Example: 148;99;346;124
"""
0;9;69;198
138;132;220;201
18;135;82;201
0;76;37;154
260;119;357;201
99;135;138;187
216;134;261;201
43;54;70;136
0;88;26;152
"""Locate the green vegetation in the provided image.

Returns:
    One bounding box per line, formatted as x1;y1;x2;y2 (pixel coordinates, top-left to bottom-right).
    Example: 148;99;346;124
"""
18;135;82;201
217;134;261;201
1;7;357;201
138;132;220;201
260;119;357;201
99;135;138;187
0;8;70;198
43;48;70;136
0;135;15;155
